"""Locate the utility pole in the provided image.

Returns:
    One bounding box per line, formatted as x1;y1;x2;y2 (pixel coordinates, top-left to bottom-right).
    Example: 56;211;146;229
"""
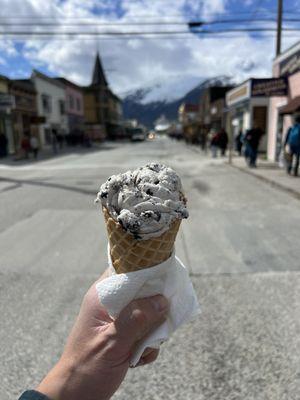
276;0;283;56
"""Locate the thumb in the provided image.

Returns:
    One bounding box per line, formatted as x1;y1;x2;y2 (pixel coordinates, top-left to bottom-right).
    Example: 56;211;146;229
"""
113;295;169;349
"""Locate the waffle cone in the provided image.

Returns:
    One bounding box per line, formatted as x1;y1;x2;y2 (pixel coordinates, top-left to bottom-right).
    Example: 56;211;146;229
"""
103;207;181;274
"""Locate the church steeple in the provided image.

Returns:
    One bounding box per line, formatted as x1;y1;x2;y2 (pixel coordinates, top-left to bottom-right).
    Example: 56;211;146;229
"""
91;52;108;86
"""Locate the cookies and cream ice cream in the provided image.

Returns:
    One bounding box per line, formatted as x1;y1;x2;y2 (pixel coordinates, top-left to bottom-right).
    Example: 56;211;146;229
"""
95;163;188;240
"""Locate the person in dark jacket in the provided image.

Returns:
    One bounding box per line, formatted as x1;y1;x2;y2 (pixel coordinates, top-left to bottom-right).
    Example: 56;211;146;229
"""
284;116;300;176
218;128;228;156
0;132;8;157
235;130;243;156
244;126;264;168
18;271;169;400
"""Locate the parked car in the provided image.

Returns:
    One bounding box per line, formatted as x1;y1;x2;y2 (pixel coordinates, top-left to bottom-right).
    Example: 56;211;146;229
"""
130;128;146;142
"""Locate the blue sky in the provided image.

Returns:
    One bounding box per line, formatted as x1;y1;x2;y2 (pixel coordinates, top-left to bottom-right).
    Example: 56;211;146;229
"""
0;0;300;102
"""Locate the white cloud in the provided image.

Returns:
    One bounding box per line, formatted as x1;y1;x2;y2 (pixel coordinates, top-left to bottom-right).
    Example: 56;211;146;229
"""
202;0;227;18
0;40;18;57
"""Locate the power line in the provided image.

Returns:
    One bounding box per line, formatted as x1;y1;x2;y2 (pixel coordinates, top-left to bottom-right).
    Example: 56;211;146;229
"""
4;34;300;42
2;29;300;41
0;9;297;19
0;18;280;26
1;17;300;26
0;27;299;36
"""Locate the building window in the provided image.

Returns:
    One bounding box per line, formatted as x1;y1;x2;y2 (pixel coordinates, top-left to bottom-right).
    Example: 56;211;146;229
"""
76;98;81;111
42;94;52;113
59;100;65;115
69;95;74;110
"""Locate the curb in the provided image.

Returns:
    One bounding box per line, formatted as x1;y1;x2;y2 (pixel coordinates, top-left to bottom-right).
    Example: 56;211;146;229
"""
229;163;300;201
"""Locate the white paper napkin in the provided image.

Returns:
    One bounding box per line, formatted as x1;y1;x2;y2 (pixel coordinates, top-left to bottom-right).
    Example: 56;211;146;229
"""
96;245;200;366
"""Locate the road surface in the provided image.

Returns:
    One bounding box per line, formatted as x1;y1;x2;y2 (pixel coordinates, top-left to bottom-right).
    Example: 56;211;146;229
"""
0;137;299;400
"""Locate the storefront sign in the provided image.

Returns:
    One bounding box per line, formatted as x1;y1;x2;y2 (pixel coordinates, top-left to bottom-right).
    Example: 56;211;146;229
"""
0;93;15;109
226;82;249;107
251;78;288;97
279;49;300;76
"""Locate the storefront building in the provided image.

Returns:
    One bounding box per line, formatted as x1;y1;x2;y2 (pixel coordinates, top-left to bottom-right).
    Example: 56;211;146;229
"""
56;78;85;138
178;103;199;143
268;41;300;162
199;86;232;135
9;79;39;153
0;75;15;154
226;78;287;153
107;91;123;140
31;70;68;147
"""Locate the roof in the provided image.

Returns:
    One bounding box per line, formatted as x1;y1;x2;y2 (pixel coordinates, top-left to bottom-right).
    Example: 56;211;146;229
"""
279;96;300;115
10;79;36;93
81;83;121;102
55;77;82;90
91;52;108;86
31;69;65;88
0;74;9;82
109;89;121;102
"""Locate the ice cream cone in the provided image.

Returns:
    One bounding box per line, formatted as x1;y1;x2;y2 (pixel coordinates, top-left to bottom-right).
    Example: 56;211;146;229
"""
103;207;181;274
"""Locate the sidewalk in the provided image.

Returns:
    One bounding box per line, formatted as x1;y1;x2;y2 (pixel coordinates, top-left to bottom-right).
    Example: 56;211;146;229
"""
0;142;113;167
230;156;300;200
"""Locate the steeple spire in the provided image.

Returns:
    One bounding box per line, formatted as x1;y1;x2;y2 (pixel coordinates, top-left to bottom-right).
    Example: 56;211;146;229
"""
91;52;108;86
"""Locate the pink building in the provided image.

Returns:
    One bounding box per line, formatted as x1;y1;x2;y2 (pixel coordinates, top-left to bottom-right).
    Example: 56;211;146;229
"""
56;78;84;137
267;41;300;162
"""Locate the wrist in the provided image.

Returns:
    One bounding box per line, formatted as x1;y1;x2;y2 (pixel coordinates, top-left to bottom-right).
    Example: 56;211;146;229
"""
37;358;77;400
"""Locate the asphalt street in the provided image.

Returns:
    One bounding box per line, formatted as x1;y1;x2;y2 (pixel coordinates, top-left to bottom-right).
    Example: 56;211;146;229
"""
0;137;300;400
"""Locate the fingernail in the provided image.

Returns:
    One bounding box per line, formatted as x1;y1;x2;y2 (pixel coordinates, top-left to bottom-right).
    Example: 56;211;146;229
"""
151;295;169;312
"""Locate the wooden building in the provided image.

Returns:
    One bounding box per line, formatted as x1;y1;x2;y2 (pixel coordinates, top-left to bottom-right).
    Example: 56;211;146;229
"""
10;79;39;152
82;53;122;141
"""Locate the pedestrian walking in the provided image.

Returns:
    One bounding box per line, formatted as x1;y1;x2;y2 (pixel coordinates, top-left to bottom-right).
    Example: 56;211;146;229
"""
284;116;300;176
30;135;39;160
244;127;264;168
21;134;31;159
57;133;64;149
218;128;228;156
199;132;207;152
235;130;243;156
52;129;58;154
210;131;220;158
0;132;8;157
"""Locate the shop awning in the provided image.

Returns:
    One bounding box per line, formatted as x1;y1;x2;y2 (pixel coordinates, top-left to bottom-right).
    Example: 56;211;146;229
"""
279;96;300;115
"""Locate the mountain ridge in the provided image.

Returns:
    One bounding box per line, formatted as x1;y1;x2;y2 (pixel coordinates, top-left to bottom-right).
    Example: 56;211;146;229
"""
122;76;233;128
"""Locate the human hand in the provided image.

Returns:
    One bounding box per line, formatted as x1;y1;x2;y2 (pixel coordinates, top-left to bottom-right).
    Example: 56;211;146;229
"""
37;271;169;400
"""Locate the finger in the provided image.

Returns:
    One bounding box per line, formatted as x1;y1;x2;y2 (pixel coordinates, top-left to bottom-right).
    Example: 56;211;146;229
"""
113;295;169;349
136;348;160;367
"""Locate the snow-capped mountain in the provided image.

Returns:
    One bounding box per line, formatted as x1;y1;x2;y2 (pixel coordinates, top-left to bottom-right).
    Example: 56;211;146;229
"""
122;76;233;128
123;77;203;105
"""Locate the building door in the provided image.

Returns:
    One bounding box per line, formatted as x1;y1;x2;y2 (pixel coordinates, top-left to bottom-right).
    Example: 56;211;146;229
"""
253;106;267;152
